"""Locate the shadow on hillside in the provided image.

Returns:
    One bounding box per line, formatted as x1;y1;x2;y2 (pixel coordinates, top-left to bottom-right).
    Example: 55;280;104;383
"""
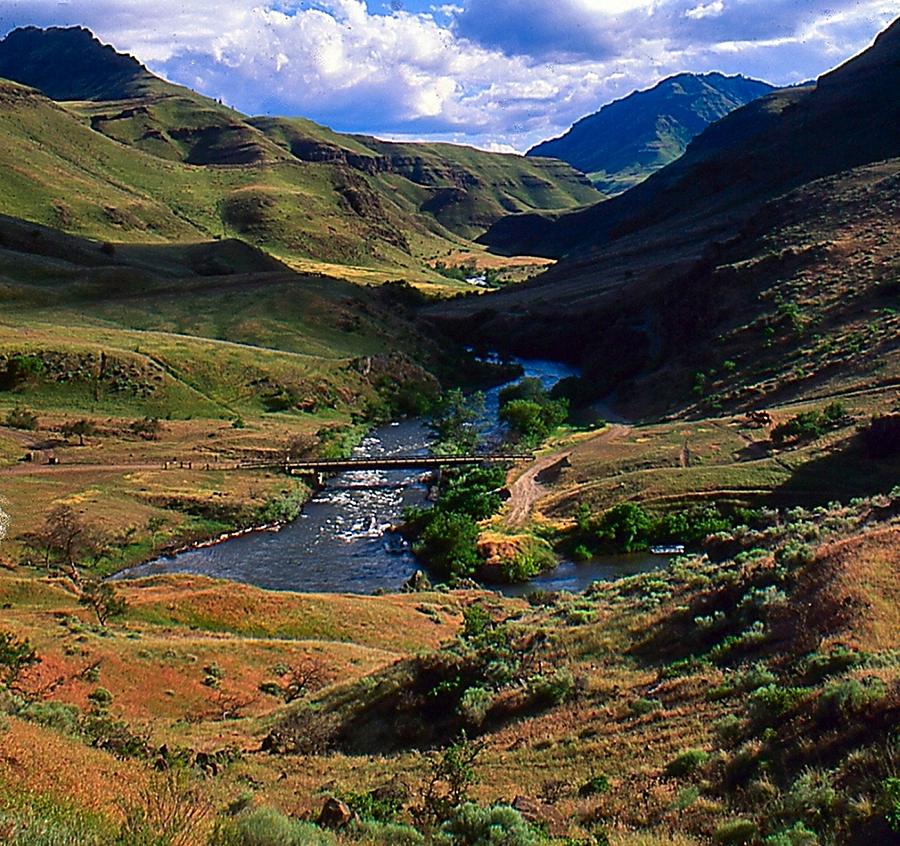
767;435;900;508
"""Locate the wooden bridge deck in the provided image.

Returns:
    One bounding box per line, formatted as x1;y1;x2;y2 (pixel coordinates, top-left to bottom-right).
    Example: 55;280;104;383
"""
242;454;531;474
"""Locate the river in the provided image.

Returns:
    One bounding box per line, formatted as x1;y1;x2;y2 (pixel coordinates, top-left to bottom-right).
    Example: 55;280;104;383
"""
119;359;665;596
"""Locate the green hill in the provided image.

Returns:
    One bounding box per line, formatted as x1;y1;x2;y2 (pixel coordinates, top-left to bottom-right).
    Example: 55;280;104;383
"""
527;72;774;194
0;26;598;273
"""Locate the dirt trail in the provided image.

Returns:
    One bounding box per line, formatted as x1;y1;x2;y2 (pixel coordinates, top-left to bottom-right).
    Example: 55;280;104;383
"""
0;462;230;476
504;424;631;527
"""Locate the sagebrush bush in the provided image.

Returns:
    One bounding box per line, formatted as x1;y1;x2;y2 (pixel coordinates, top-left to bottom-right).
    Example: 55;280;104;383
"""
801;647;863;683
351;821;424;845
436;803;539;846
747;684;809;725
816;677;887;724
714;819;757;845
664;749;710;778
17;701;81;734
527;667;575;706
763;822;819;846
782;769;838;829
458;686;494;727
209;807;335;846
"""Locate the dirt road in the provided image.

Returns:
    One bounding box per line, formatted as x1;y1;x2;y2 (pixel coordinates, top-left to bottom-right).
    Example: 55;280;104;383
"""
504;424;631;527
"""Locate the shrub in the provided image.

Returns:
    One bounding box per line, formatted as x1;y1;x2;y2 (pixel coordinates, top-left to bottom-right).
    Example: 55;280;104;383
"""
571;544;593;562
436;803;540;846
527;667;575;707
5;406;38;430
714;820;757;845
664;749;710;778
594;503;653;552
771;403;848;445
883;777;900;832
783;769;838;829
629;697;663;716
210;807;336;846
0;631;40;688
0;793;111;845
748;684;809;725
578;774;610;797
801;647;864;684
18;700;80;734
816;677;887;725
458;686;494;727
461;605;492;640
87;688;113;710
415;511;482;579
709;663;777;699
713;714;743;746
352;820;424;845
764;822;819;846
130;417;162;440
499;538;555;583
343;790;402;824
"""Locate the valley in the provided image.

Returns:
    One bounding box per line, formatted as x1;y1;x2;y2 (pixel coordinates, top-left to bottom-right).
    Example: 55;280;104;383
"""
0;16;898;846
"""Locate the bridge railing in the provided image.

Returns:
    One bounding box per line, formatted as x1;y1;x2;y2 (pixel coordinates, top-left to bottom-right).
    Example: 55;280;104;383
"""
235;453;532;472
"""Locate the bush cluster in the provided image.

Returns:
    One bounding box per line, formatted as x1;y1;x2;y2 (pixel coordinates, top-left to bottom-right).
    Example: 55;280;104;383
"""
498;378;568;445
403;466;505;581
771;402;849;445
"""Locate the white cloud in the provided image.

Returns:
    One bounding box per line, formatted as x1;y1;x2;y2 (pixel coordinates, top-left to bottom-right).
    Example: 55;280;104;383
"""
0;1;896;151
685;1;724;21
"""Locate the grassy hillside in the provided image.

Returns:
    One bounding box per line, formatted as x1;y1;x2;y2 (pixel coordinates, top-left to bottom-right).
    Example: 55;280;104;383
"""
0;213;462;567
0;26;598;279
528;73;774;195
1;487;896;845
437;18;900;419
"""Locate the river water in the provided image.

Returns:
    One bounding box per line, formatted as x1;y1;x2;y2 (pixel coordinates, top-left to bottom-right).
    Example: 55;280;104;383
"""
120;359;665;595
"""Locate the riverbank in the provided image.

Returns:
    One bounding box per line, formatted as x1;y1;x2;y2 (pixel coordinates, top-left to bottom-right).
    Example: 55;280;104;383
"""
118;358;599;594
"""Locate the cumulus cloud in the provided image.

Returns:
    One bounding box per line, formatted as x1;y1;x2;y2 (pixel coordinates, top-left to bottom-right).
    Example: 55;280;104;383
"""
0;0;896;150
685;1;724;21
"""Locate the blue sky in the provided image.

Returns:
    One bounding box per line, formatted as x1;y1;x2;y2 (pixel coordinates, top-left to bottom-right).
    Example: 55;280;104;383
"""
0;1;896;151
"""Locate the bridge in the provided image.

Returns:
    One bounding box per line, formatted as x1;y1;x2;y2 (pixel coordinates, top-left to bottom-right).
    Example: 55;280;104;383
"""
240;453;531;475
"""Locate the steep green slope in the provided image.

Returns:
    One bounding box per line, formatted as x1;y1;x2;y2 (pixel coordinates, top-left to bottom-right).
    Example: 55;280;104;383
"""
0;26;598;259
0;77;441;273
0;213;446;422
528;72;774;194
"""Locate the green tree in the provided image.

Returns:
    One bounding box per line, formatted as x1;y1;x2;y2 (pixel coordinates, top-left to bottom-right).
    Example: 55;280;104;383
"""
415;511;481;579
62;418;95;446
498;377;547;406
0;630;40;689
430;390;483;454
79;579;127;626
414;736;484;828
595;502;653;551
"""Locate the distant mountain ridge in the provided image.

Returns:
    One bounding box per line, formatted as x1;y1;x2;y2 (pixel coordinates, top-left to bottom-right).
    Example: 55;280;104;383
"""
434;17;900;417
527;72;775;195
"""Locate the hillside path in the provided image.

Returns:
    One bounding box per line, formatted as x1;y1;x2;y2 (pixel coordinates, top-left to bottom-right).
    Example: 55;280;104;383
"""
504;424;631;527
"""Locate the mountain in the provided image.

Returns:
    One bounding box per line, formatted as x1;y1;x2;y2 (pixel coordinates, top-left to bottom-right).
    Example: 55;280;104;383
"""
527;72;775;194
0;27;598;275
435;17;900;418
0;25;161;100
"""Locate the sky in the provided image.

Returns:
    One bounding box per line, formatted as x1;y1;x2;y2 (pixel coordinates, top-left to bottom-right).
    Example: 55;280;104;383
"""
0;1;896;152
